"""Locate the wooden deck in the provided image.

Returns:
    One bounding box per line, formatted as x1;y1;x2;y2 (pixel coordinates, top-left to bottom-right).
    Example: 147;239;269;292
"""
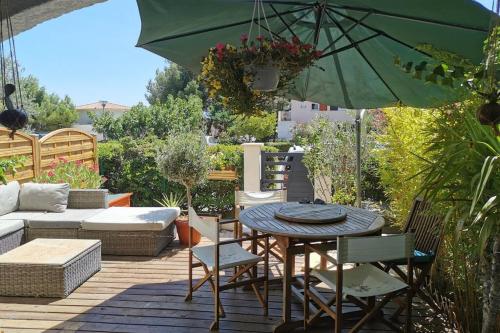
0;240;443;333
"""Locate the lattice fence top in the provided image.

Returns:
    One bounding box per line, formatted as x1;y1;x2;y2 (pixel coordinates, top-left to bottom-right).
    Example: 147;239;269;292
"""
0;128;97;183
39;129;97;173
0;128;38;183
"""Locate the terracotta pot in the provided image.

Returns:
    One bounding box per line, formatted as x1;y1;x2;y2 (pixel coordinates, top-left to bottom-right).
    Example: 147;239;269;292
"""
175;217;201;246
245;62;280;92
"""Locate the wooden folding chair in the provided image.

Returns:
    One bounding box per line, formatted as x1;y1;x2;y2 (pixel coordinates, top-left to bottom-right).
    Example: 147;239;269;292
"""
235;190;287;262
185;207;269;330
304;234;415;333
383;198;444;320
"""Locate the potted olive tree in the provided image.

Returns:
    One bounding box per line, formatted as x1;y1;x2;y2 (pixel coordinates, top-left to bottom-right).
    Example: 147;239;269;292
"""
156;131;210;245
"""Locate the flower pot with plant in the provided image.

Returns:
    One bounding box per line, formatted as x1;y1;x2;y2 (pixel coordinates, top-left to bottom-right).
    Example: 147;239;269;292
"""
156;131;210;246
200;33;322;116
156;192;201;246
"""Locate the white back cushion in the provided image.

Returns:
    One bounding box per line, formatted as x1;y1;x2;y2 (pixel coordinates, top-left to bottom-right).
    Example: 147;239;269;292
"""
0;181;20;216
188;207;218;243
19;183;70;213
235;190;287;208
336;234;415;264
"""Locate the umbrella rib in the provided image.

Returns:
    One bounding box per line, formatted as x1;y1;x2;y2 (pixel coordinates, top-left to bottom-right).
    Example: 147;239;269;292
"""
327;4;489;32
319;32;381;59
276;8;313;36
328;8;433;58
325;10;402;103
269;3;298;38
137;6;310;46
322;11;372;53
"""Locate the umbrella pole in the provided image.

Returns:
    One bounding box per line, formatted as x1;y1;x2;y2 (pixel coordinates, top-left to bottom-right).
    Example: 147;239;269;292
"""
355;109;365;208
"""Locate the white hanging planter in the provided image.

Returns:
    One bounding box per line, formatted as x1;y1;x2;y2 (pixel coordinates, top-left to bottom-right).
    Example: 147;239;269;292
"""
245;61;281;92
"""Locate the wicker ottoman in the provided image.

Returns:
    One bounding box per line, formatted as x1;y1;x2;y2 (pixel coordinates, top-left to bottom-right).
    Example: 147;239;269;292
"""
0;238;101;297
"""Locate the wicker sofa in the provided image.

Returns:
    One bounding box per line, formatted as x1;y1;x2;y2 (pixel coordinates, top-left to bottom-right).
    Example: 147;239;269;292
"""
0;187;179;256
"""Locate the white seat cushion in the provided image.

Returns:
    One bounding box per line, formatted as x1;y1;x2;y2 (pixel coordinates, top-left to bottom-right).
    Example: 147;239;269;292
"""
312;264;408;298
0;181;20;216
0;211;46;225
0;219;24;237
192;243;262;270
27;209;104;229
82;207;180;231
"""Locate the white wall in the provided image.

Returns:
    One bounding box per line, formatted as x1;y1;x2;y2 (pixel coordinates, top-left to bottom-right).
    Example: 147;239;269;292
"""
276;100;355;140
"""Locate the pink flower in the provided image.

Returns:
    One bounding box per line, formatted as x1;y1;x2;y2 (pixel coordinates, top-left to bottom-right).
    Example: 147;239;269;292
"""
256;35;264;42
76;160;83;166
48;171;55;177
58;157;68;163
314;50;323;58
240;33;248;43
215;43;225;52
215;42;225;61
292;36;300;45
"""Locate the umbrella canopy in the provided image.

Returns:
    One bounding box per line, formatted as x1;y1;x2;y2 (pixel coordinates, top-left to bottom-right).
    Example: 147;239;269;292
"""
136;0;493;109
5;0;105;39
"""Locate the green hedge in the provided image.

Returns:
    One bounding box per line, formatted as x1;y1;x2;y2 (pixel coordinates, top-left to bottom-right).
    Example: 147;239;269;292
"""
264;141;293;152
98;139;277;215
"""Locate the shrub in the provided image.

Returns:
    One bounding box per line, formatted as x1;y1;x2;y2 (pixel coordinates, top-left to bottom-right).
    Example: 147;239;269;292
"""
90;95;203;140
36;158;103;189
300;117;358;204
264;141;293;152
374;107;433;226
156;132;210;207
0;157;25;184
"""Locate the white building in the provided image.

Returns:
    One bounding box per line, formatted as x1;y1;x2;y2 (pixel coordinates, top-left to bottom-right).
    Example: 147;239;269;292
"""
73;101;130;140
277;100;355;140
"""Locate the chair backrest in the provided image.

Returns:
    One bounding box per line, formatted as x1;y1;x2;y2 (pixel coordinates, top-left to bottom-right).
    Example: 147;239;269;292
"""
404;198;444;255
188;207;219;243
235;190;287;208
336;234;415;264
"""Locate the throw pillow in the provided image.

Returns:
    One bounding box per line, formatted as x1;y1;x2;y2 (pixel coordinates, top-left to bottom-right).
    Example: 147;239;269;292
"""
19;183;70;213
0;180;20;216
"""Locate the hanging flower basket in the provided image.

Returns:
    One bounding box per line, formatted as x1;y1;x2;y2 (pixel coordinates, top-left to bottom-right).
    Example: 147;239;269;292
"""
200;34;322;116
245;61;281;92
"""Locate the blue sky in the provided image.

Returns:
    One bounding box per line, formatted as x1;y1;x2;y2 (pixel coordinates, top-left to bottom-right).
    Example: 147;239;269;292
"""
13;0;496;107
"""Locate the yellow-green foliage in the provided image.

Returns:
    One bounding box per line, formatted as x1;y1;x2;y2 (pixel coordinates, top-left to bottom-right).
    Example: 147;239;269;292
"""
374;107;434;227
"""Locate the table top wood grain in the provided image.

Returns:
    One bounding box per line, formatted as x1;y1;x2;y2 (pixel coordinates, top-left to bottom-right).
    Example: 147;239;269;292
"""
239;203;384;240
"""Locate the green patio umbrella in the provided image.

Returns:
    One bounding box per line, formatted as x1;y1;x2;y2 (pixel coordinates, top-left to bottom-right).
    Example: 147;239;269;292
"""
136;0;494;206
136;0;492;109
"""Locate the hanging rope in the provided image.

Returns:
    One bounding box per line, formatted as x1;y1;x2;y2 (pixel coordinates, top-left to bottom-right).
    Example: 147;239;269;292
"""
5;0;22;108
247;0;274;43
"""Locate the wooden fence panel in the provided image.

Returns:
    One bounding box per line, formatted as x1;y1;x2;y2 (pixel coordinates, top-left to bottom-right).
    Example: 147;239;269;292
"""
0;128;38;183
39;128;98;175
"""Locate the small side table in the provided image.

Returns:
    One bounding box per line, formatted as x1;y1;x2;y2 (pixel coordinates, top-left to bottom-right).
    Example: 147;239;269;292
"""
108;193;133;207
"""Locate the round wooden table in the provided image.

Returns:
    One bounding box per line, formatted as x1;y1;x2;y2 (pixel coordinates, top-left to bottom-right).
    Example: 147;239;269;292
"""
239;202;385;332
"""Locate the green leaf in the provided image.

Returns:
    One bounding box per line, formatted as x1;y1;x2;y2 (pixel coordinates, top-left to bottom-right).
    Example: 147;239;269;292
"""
404;62;413;73
470;156;497;216
478;216;495;254
425;73;437;83
433;64;446;77
442;77;454;87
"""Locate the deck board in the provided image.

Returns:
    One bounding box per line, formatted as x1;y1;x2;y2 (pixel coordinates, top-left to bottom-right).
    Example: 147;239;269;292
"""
0;240;442;333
